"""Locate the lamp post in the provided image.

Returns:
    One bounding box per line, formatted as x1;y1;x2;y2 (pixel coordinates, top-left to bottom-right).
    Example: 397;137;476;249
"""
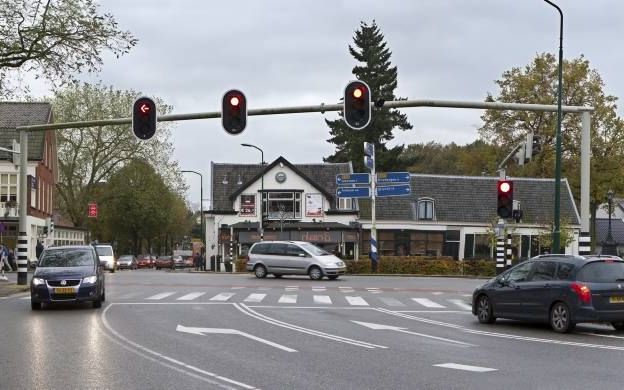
181;170;204;256
602;189;618;255
241;143;264;241
544;0;564;253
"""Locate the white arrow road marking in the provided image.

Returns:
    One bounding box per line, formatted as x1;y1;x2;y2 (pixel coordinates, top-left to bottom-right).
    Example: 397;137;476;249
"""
177;292;206;301
351;321;475;347
146;292;176;300
210;293;236;301
434;363;497;372
412;298;446;308
176;325;297;352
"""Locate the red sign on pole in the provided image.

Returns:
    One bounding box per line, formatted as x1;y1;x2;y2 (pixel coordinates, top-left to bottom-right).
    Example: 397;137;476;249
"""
88;202;98;218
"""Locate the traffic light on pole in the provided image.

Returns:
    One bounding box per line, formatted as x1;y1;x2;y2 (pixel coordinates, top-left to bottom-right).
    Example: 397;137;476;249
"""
222;89;247;135
344;80;371;130
497;180;514;218
132;97;157;140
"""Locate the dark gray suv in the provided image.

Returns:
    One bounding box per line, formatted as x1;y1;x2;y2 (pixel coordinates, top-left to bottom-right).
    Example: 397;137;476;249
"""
472;254;624;333
246;241;346;280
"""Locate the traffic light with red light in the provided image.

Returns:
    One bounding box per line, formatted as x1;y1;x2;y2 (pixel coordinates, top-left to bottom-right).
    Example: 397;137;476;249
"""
344;80;371;130
222;89;247;135
132;97;157;140
497;180;514;218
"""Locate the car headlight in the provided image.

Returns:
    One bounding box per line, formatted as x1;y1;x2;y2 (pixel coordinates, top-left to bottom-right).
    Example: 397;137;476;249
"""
32;277;45;286
82;276;97;284
335;261;344;267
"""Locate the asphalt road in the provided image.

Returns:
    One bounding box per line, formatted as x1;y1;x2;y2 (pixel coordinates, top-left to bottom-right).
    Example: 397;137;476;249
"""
1;269;624;389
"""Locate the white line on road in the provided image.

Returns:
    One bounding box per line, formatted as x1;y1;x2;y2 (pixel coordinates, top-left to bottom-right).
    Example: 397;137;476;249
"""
176;325;297;352
146;292;176;300
177;292;206;301
345;296;369;306
278;294;297;304
434;363;497;372
412;298;446;308
448;299;472;311
313;295;332;304
210;293;236;301
432;292;444;295
243;293;267;303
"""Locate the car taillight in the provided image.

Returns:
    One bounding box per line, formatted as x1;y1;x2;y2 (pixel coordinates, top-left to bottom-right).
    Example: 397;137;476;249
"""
571;282;591;304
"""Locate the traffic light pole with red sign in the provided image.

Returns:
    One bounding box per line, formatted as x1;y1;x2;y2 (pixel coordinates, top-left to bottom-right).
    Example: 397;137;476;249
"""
88;203;98;218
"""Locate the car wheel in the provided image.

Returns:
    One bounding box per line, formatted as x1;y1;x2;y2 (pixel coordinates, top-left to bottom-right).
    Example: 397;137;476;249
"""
111;267;115;274
612;321;624;331
550;302;575;333
93;297;102;309
101;289;106;302
476;294;496;324
308;266;323;281
328;275;339;280
273;274;282;278
31;301;41;311
254;265;267;278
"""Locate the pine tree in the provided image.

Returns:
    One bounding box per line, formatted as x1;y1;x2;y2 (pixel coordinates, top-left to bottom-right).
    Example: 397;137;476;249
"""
324;21;412;172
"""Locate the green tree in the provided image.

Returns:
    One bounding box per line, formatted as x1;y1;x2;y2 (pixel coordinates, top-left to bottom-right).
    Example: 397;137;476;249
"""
0;0;136;99
479;53;624;246
324;21;412;172
52;82;184;228
402;140;500;176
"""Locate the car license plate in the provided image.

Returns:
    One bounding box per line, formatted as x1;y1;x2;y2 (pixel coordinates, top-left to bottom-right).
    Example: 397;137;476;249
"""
609;296;624;304
54;287;75;294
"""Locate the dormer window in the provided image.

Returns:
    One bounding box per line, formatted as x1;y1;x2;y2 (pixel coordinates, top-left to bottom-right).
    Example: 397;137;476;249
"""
417;198;435;220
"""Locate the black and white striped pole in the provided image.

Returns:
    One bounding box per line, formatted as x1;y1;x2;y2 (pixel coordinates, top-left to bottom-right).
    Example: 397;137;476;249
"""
17;131;28;285
506;233;513;269
496;220;505;275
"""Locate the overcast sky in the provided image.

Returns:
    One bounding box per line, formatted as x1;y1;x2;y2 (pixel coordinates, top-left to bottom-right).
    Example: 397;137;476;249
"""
29;0;624;210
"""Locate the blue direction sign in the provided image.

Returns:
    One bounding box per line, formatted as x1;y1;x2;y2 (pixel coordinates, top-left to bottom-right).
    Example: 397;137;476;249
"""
376;172;411;184
336;173;370;185
336;187;371;198
376;184;411;197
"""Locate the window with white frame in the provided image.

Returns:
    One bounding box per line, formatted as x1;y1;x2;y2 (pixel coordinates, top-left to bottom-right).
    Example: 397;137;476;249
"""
338;197;353;210
265;192;301;220
0;174;18;203
417;198;435;220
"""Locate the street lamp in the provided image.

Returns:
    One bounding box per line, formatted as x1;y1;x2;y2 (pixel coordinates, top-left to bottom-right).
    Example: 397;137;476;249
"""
602;189;618;255
181;170;204;255
241;143;264;241
544;0;564;253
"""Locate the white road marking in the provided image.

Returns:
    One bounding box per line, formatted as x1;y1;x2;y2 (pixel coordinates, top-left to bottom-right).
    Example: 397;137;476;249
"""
243;293;267;303
146;292;176;300
312;286;326;292
313;295;332;305
352;321;475;347
412;298;446;308
285;287;298;292
345;296;369;306
448;299;472;311
278;294;297;304
177;292;206;301
432;292;444;295
434;363;496;372
21;296;31;300
258;287;271;291
209;293;236;301
230;286;245;290
462;294;473;297
378;297;406;307
176;325;297;352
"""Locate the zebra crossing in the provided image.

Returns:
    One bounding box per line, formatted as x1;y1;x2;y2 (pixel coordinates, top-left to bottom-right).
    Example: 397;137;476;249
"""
132;288;474;310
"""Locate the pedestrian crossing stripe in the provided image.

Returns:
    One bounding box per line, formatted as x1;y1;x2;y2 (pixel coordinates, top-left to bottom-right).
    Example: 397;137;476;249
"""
177;292;206;301
278;294;297;304
411;298;446;308
146;292;176;300
210;292;236;301
313;295;332;304
244;293;267;303
345;296;368;306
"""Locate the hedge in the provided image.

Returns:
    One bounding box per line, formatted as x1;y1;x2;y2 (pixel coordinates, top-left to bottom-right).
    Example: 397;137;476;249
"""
236;256;495;277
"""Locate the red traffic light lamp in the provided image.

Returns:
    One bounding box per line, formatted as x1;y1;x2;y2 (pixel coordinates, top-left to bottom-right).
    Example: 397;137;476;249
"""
222;89;247;135
497;180;514;218
344;80;371;130
132;97;157;140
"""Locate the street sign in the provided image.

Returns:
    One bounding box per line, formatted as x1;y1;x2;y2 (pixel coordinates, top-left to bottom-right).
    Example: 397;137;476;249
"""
376;172;410;184
364;142;374;157
376;184;411;197
364;156;374;171
88;202;98;218
336;187;371;198
336;173;370;185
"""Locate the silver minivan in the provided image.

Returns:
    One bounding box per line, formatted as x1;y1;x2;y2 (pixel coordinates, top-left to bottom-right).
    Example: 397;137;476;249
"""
246;241;346;280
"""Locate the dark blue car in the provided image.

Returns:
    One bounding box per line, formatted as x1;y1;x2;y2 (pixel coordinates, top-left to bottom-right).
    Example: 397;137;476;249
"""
30;245;105;310
472;254;624;333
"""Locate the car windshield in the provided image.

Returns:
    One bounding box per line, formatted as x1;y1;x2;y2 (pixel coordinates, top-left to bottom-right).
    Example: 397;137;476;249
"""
577;261;624;283
96;246;113;256
119;255;133;260
39;248;94;267
299;242;331;256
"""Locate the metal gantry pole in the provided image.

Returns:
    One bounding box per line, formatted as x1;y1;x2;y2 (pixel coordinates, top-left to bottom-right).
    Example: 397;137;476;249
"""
579;111;591;255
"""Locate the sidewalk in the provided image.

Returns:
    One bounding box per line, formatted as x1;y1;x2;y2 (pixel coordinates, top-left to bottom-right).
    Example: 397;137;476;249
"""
0;273;30;297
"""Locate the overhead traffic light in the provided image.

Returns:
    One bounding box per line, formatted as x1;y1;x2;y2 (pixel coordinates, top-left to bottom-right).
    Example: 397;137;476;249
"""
497;180;514;219
132;97;157;140
222;89;247;135
525;132;542;161
344;80;371;130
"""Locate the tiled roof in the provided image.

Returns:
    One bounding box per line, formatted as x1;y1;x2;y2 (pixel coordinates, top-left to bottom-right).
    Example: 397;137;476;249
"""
359;174;580;225
0;102;52;160
211;156;352;211
595;218;624;244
